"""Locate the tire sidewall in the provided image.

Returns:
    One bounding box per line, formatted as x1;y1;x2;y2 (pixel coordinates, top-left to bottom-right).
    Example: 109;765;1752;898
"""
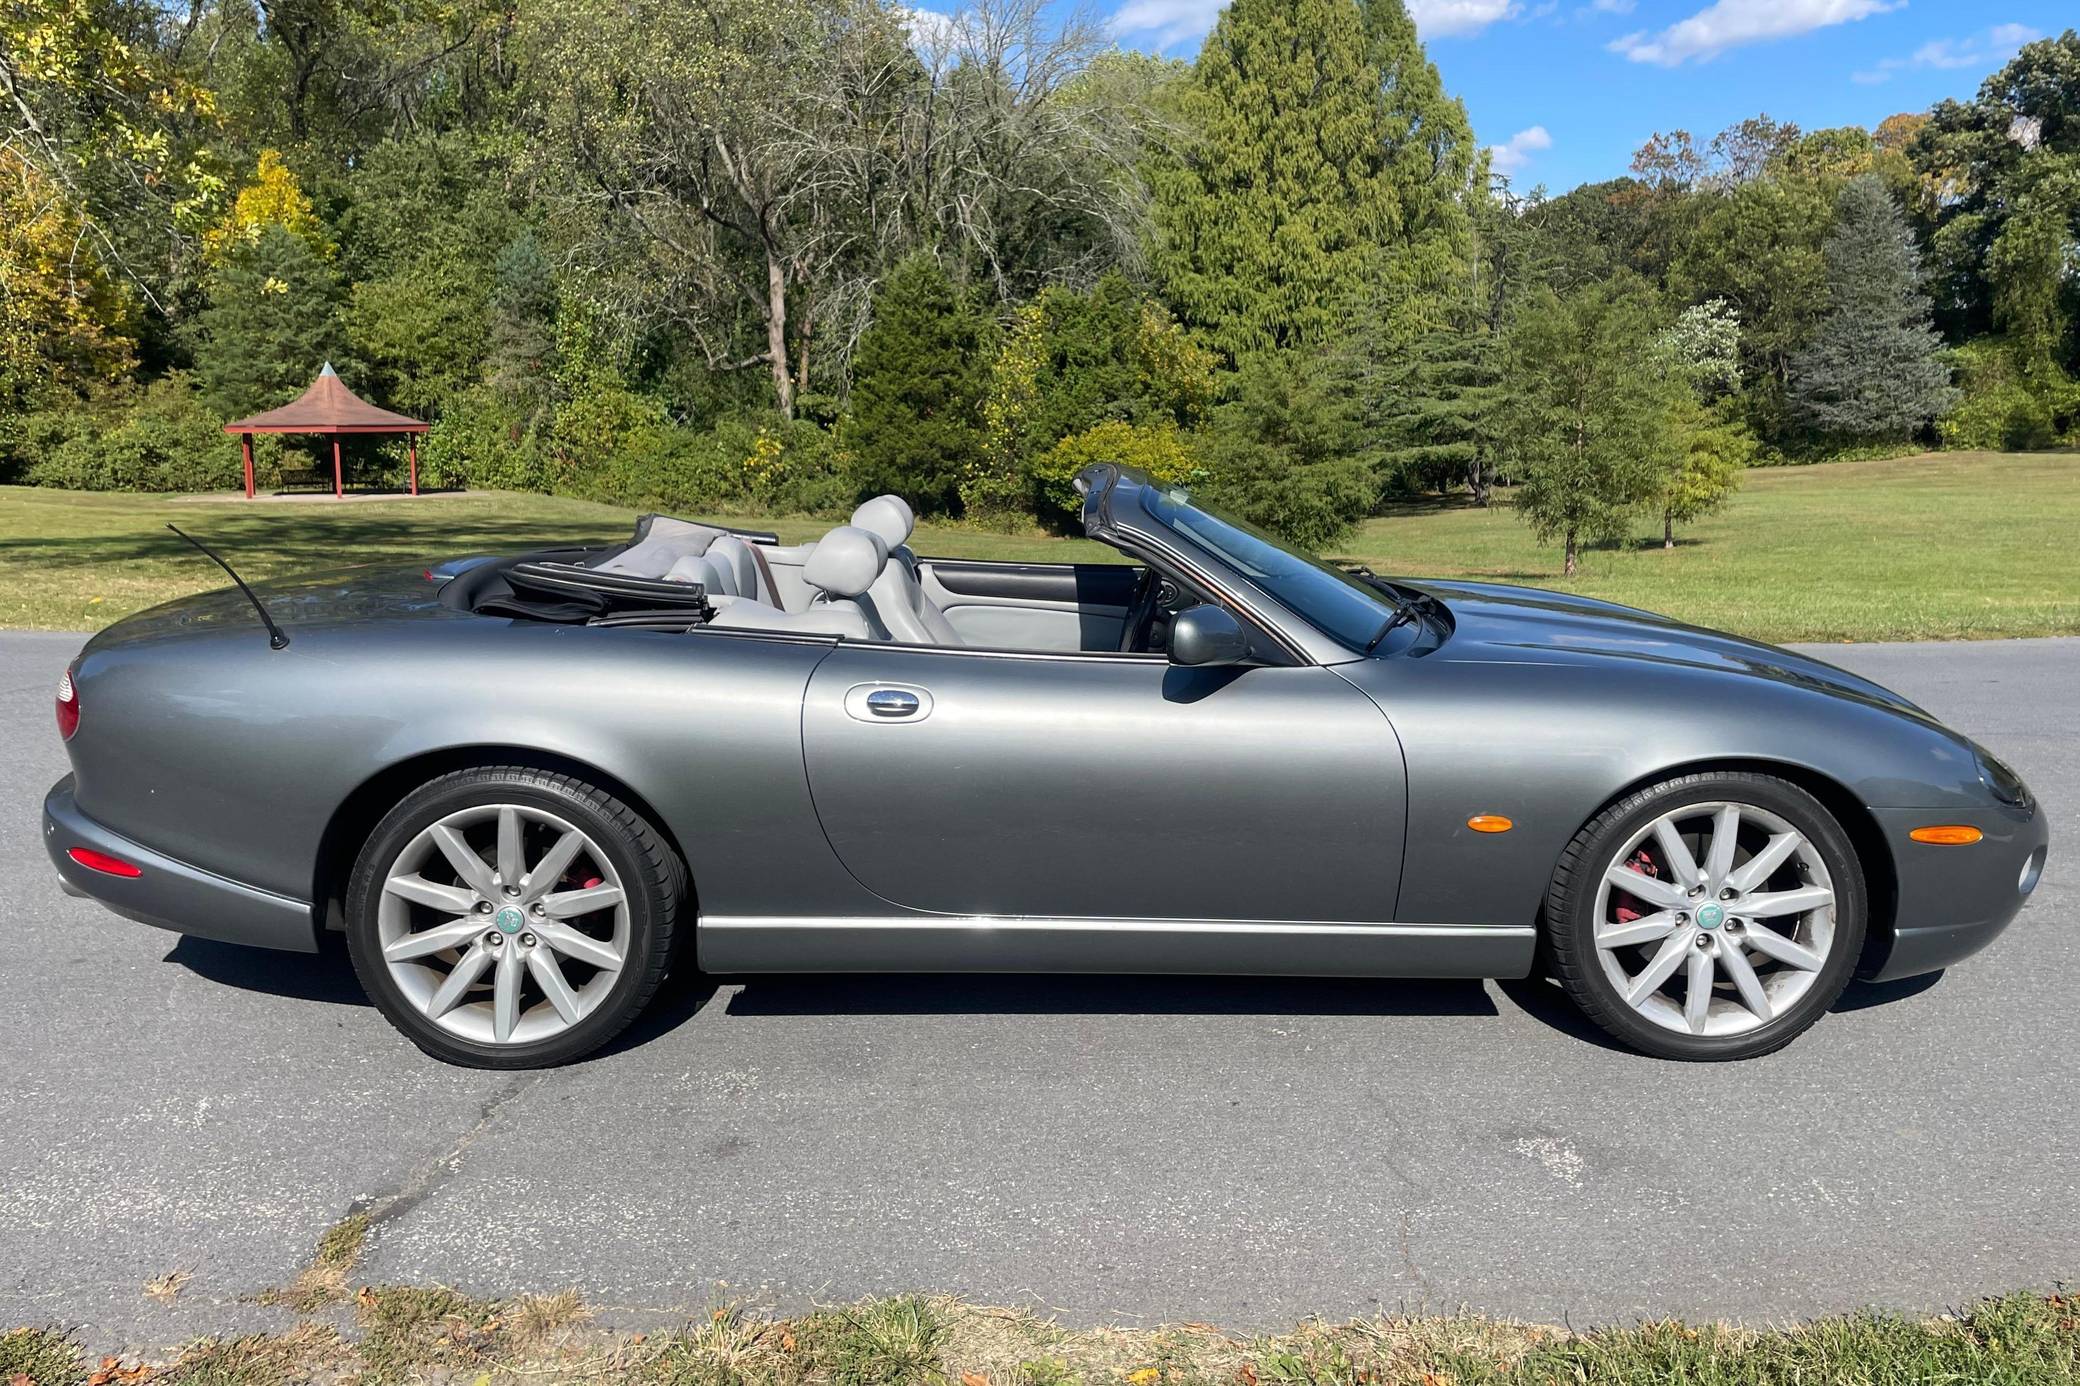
1555;774;1867;1060
346;772;670;1067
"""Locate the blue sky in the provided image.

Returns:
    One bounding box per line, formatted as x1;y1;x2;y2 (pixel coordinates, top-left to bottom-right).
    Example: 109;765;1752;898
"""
1081;0;2075;192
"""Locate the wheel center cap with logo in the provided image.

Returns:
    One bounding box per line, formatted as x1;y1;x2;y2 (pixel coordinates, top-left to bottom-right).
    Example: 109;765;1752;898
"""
495;905;525;935
1696;903;1726;930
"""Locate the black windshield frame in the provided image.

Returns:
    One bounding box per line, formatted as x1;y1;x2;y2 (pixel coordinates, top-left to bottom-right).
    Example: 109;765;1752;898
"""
1128;485;1401;654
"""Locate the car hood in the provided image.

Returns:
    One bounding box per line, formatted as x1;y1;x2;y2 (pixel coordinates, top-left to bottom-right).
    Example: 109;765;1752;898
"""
84;561;458;653
1406;578;1931;721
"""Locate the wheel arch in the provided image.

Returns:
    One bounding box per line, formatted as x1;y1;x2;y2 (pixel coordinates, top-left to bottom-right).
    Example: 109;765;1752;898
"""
311;746;692;935
1583;755;1899;977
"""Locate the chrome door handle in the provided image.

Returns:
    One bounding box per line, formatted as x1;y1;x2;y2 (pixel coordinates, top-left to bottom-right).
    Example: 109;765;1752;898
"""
864;689;921;718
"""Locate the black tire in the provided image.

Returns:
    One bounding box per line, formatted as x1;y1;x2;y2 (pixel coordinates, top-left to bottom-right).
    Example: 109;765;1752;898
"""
345;766;683;1068
1547;771;1866;1061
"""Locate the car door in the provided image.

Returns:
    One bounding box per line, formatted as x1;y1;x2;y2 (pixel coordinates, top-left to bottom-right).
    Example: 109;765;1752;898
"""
914;559;1141;652
799;642;1407;923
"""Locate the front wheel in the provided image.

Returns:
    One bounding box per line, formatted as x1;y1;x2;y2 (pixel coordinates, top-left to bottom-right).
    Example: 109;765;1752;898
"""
1546;771;1866;1061
345;766;683;1068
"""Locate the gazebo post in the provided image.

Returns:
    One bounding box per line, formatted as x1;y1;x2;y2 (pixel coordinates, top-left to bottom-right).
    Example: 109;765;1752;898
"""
240;433;256;500
332;437;343;499
408;435;419;497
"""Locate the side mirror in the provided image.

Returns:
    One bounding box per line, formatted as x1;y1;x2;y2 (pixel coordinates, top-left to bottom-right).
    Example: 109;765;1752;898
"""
1168;604;1251;668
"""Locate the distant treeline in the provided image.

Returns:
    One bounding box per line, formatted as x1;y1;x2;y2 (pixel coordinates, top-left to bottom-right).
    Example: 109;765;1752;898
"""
2;0;2075;548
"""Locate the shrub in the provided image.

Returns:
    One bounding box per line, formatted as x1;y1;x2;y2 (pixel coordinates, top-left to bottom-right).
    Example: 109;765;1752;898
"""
1937;339;2080;451
21;374;248;492
420;387;546;493
1035;420;1206;523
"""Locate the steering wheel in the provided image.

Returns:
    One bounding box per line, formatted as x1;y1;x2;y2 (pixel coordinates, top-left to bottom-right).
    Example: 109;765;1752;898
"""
1120;567;1163;653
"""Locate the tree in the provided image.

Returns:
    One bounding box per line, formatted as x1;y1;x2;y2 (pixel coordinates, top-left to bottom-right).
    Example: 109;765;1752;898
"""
1790;176;1959;443
1199;350;1375;548
1651;298;1747;546
1668;172;1834;444
972;274;1215;521
1372;329;1503;504
192;224;348;414
1359;0;1477;348
1498;277;1678;576
1149;0;1401;359
0;150;137;415
845;253;989;513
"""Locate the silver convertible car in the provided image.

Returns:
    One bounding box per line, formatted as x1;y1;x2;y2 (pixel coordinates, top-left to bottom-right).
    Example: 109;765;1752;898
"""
45;465;2048;1066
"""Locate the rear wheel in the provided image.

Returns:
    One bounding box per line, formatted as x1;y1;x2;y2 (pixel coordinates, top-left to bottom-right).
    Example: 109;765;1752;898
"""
1546;771;1865;1061
345;766;682;1067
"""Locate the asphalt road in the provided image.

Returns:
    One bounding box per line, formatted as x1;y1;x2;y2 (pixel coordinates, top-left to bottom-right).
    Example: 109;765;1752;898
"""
1;629;2073;1352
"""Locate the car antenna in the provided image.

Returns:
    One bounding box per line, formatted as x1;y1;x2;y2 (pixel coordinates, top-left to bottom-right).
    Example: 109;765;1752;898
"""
166;524;290;650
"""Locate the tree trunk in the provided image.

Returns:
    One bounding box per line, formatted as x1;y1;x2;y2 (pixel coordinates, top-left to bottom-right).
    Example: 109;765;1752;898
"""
1468;451;1489;508
1663;508;1674;549
1564;527;1579;577
764;244;794;420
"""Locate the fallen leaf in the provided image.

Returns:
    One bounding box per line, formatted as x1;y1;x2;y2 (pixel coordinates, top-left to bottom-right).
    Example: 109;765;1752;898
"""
961;1373;989;1386
144;1269;191;1303
779;1330;797;1353
1126;1369;1160;1386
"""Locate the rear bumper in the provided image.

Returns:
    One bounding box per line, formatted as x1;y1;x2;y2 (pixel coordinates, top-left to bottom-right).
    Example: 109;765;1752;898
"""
44;775;320;953
1860;800;2051;982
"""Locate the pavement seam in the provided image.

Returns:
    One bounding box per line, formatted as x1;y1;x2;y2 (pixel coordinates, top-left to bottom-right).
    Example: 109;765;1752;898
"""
345;1073;548;1235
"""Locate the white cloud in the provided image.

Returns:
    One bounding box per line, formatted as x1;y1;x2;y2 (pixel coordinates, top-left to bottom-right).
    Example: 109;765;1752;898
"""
1410;0;1521;38
1488;124;1553;174
1112;0;1525;49
900;6;964;55
1590;0;1636;12
1851;23;2041;84
1109;0;1225;50
1610;0;1899;66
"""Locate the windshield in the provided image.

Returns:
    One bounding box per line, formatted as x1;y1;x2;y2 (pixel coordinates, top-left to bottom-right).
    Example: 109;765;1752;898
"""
1139;486;1396;652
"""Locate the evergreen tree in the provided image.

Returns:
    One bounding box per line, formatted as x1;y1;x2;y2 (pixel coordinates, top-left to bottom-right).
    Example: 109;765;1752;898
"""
1150;0;1400;360
1790;175;1960;442
1201;349;1376;548
1373;328;1504;504
193;224;348;415
846;254;989;514
1360;0;1478;348
1499;277;1680;576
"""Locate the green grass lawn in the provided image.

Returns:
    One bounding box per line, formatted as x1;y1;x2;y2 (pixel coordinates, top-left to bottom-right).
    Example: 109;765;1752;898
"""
1;448;2074;641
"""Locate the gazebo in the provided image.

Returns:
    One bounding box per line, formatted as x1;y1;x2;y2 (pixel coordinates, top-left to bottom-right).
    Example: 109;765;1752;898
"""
222;363;429;499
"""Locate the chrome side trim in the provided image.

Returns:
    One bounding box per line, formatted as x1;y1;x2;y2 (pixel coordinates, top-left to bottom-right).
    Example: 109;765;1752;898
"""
697;915;1536;979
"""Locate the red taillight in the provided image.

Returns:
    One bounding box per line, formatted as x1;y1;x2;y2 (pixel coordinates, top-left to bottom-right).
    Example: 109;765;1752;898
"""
56;663;79;741
67;847;141;878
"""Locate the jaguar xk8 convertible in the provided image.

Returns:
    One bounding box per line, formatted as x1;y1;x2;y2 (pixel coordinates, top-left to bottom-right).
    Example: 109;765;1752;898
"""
45;465;2048;1065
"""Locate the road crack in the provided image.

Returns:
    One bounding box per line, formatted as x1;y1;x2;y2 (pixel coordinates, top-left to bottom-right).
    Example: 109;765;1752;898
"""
346;1074;546;1231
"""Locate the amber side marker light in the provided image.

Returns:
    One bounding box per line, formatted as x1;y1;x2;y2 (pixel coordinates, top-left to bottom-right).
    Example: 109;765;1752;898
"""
1468;815;1514;834
1909;825;1983;845
67;846;142;877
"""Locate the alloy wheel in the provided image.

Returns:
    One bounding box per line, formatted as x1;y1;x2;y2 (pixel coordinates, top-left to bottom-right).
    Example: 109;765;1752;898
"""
377;803;630;1045
1591;800;1836;1038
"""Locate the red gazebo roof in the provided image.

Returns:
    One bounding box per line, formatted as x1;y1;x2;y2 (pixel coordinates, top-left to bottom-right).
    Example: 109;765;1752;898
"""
221;363;428;435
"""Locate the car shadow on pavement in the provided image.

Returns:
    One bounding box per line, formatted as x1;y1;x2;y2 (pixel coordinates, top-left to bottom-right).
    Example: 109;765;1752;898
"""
165;934;370;1006
720;973;1499;1018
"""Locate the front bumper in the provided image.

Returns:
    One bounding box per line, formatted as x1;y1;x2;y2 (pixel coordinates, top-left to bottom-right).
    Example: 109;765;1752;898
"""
44;775;320;953
1860;799;2051;982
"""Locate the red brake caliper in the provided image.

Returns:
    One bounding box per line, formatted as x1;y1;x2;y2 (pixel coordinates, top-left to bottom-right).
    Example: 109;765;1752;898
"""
1611;849;1659;925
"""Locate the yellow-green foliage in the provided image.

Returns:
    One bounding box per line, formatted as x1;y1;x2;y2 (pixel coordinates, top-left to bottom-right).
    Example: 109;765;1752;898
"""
0;151;137;411
202;149;333;265
1037;420;1205;517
